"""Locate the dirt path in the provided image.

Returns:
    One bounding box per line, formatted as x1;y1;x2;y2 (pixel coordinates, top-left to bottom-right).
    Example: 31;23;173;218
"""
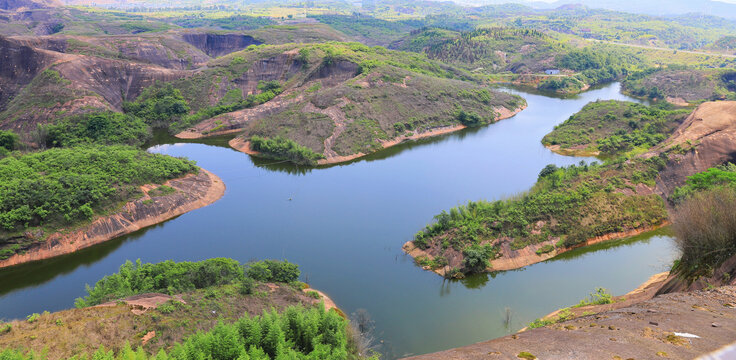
0;169;225;269
303;97;351;158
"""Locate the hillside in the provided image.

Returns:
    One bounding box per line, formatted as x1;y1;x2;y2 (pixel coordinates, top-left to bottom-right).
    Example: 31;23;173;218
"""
0;146;218;265
169;42;525;165
0;258;371;359
622;68;736;105
542;100;690;157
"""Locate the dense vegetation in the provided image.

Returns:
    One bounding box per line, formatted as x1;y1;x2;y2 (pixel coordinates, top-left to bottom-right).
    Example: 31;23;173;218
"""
540;46;644;93
0;146;196;238
249;136;326;166
542;100;689;156
393;27;562;75
670;163;736;203
122;83;190;127
0;130;19;158
44;112;151;148
75;258;300;307
413;158;669;276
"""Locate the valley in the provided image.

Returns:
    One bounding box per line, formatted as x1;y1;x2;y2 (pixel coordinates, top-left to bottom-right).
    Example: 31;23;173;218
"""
2;0;736;358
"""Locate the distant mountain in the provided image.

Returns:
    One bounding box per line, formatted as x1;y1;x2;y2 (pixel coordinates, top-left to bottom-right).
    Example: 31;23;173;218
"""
457;0;736;19
0;0;60;10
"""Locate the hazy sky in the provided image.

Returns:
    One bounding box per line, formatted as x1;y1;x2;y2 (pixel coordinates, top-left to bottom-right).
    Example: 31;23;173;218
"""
527;0;736;2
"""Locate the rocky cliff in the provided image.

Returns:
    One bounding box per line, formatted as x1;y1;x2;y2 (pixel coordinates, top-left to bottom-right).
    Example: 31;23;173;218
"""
182;33;262;58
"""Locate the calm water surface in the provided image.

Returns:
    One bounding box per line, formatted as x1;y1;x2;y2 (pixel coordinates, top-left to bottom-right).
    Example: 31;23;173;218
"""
0;83;678;358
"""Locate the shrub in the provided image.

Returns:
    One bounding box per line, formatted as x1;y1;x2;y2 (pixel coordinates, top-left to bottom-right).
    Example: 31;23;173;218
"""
75;258;245;307
240;277;255;295
0;130;19;151
462;244;494;272
672;186;736;276
123;83;189;126
249;136;324;165
26;313;40;323
306;290;321;299
535;244;555;255
574;288;613;307
538;164;559;179
246;260;300;283
45;112;151;148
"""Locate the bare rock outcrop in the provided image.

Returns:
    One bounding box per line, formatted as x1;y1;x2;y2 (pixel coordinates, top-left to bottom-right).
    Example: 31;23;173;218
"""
182;33;262;58
0;35;63;110
649;101;736;195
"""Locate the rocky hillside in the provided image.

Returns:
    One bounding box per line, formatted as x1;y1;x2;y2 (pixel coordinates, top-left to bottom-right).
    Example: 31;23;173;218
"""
648;101;736;195
171;42;525;165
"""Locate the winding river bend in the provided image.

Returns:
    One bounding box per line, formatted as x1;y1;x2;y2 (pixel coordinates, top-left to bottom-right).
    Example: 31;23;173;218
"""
0;83;677;358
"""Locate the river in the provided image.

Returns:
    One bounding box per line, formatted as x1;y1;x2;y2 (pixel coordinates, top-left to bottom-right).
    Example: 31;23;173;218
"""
0;83;678;358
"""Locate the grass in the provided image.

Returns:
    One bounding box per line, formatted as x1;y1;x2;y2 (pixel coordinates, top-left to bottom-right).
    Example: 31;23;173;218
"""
527;308;575;329
573;288;614;308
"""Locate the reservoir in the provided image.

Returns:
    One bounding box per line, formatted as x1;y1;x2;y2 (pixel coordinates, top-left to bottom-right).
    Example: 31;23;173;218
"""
0;83;678;358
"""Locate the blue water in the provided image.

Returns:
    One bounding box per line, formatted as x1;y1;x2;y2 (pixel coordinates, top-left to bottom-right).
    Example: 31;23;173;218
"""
0;83;678;358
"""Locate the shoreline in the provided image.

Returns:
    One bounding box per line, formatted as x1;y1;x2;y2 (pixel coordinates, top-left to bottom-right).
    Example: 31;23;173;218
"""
544;143;601;157
228;104;527;166
403;222;670;277
0;169;226;269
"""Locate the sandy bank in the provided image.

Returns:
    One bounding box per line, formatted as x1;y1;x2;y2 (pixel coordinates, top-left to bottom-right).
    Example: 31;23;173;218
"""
545;143;601;157
229;104;527;165
0;169;225;269
403;222;669;277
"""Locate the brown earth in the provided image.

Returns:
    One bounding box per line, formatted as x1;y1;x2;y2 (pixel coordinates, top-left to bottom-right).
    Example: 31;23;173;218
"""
404;285;736;360
545;144;600;157
0;169;225;269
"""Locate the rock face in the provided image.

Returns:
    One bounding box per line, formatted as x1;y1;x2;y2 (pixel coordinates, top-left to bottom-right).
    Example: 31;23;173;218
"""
182;33;262;58
403;286;736;360
0;169;225;269
0;35;61;110
53;56;187;109
650;101;736;195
